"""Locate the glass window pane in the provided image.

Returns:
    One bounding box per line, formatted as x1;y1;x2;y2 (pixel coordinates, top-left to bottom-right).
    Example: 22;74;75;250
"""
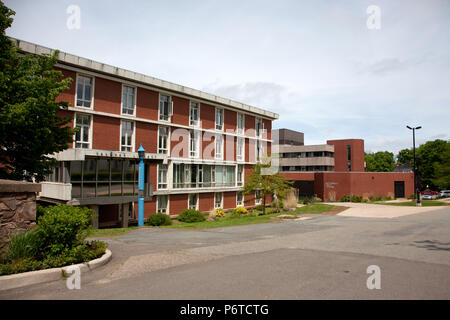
83;159;96;181
70;161;82;182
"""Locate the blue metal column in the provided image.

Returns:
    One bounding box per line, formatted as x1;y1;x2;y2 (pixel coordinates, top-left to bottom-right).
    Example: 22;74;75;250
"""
138;145;145;226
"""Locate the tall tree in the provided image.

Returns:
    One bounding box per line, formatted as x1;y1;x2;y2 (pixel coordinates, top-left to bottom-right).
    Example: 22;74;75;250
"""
432;143;450;190
365;151;396;172
242;162;293;215
396;148;414;166
0;1;74;181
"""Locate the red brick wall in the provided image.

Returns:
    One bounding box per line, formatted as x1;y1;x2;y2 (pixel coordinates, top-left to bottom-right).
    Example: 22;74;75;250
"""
327;139;365;172
134;199;157;219
172;96;190;126
55;68;76;106
246;115;255;137
136;122;158;154
94;77;121;115
263;119;272;140
99;204;119;223
223;191;236;209
169;193;188;215
199;192;214;212
200;103;215;130
316;172;414;201
224;109;237;133
136;87;158;120
171;127;189;158
92;115;120;151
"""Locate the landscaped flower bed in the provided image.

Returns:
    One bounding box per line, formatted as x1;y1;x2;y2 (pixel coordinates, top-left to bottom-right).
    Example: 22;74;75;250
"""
0;205;106;276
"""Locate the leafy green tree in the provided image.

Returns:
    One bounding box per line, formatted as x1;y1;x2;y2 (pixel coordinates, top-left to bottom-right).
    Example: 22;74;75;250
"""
242;162;293;215
397;148;414;166
0;1;74;181
432;143;450;190
365;151;396;172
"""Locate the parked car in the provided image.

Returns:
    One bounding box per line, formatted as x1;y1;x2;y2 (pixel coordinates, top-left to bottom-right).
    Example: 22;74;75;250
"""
422;192;437;200
439;190;450;198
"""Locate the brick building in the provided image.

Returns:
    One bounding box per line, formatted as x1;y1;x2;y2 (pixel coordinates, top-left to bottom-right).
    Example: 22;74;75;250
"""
13;39;278;228
274;129;414;201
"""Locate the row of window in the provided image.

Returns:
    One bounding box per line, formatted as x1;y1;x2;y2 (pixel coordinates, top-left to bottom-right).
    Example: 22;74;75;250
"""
156;191;259;214
280;166;334;172
75;113;264;160
75;74;265;137
280;151;334;158
158;164;244;190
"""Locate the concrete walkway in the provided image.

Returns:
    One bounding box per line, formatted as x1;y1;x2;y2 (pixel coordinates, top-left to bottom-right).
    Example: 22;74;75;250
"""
327;202;448;219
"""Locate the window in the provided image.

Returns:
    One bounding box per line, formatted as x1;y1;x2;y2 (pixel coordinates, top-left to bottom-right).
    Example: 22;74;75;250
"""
215;108;224;130
121;120;134;152
256;140;263;160
214;192;223;209
255;190;262;205
74;114;91;149
237;165;243;186
76;75;93;108
158;126;169;154
122;85;135;115
188;193;198;210
255;118;263;138
215;135;223;159
157;195;168;214
173;163;184;188
159;94;172;121
237;113;244;135
237;137;244;161
347;145;351;171
190;102;200;127
189;130;200;158
236;192;243;207
158;164;168;189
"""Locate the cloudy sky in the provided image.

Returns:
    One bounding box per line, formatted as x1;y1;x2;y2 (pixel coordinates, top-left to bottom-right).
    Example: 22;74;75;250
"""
4;0;450;154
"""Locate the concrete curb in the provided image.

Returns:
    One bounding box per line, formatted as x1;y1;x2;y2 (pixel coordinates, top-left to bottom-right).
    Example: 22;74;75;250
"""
0;249;112;292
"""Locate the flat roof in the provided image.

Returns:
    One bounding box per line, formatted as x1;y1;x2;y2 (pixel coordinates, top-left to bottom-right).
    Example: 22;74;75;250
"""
11;38;279;120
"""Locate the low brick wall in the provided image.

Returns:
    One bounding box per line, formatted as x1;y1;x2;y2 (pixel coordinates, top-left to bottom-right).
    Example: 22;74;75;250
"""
0;180;41;253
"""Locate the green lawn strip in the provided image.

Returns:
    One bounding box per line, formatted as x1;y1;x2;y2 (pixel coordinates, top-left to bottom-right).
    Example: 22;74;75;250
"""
373;200;449;207
87;226;140;238
294;203;335;214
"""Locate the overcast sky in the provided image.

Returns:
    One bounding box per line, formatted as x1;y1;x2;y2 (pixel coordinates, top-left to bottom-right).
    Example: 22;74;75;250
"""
4;0;450;154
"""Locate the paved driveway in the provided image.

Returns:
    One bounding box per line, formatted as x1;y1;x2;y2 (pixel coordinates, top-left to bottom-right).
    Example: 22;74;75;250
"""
1;206;450;299
329;202;448;218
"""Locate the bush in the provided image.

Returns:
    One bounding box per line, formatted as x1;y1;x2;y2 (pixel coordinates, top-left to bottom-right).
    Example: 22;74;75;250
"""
233;206;248;215
351;195;363;203
146;213;172;226
177;209;206;223
340;195;351;202
7;229;41;261
408;194;415;200
369;196;382;202
384;196;392;201
215;209;225;218
303;197;310;205
37;205;93;258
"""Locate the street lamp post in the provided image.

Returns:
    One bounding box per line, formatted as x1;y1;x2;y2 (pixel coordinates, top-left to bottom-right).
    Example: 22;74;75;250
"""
137;144;146;226
406;125;422;206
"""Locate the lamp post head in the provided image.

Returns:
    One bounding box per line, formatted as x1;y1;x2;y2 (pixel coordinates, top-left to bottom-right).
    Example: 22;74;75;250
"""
406;125;412;130
138;144;145;160
416;126;422;130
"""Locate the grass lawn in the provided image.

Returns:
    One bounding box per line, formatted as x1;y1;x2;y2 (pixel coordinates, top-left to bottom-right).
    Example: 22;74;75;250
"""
87;204;336;235
87;226;140;238
374;200;449;207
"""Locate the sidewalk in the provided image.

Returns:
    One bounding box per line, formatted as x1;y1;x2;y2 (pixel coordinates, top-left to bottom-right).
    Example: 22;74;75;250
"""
325;202;446;218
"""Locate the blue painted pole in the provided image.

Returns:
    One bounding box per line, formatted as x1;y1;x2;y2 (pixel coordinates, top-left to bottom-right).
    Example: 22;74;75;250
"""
138;145;145;226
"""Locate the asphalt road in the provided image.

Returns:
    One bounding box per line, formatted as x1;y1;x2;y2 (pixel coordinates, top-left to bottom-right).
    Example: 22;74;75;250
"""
1;207;450;299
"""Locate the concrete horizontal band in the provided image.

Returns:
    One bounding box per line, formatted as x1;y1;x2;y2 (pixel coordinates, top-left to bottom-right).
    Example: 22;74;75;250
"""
0;179;41;193
0;249;112;292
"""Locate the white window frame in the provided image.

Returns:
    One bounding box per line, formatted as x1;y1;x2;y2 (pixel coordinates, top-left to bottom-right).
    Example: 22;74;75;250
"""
189;130;200;158
236;192;244;207
215;134;224;160
237;137;245;162
158;126;170;155
121;84;136;116
157;195;169;214
75;74;94;109
157;164;168;190
237;165;244;186
215;107;224;131
188;193;199;210
214;192;223;209
237;113;244;135
255;139;264;161
120;120;135;152
255;190;262;205
189;101;200;127
158;93;173;122
73;113;92;149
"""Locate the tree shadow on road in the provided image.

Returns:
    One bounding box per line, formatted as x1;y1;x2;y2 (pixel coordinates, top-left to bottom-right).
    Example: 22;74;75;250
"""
410;240;450;251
